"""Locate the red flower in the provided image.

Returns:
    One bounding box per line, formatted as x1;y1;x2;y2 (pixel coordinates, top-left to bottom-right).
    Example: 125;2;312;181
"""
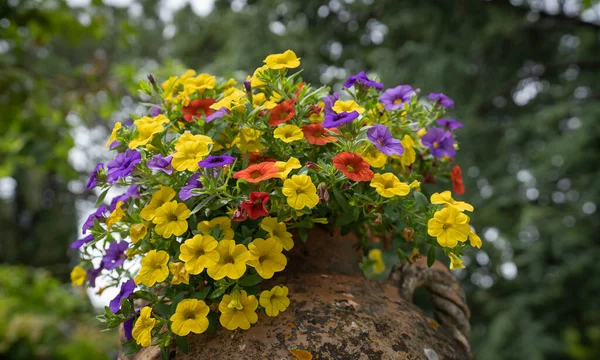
302;123;339;145
240;192;269;220
268;99;296;126
332;152;374;182
182;98;215;122
307;104;322;116
232;205;248;222
233;162;279;183
247;152;277;166
451;165;465;195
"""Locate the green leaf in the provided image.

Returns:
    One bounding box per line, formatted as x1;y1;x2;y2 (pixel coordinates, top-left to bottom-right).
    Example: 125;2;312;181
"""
191;286;211;300
175;335;189;354
413;191;429;207
238;273;264;287
95;188;110;207
154;302;171;317
209;286;229;299
427;246;435;268
299;227;308;243
190;195;217;215
332;188;351;212
138;79;152;95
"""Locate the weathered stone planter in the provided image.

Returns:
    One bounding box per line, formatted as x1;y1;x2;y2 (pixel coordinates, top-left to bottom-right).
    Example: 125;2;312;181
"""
121;227;471;359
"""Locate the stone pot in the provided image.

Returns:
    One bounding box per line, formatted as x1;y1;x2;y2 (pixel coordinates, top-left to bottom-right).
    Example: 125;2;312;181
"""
120;227;471;359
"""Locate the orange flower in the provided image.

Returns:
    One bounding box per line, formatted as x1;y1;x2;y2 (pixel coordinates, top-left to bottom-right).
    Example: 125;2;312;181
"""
302;123;338;145
182;98;215;122
233;162;279;183
268;99;296;126
332;152;374;182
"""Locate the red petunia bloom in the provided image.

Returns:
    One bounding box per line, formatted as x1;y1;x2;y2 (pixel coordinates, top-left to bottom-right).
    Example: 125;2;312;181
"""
240;192;269;220
247;152;277;166
332;152;374;182
232;162;279;183
268;99;296;126
232;204;248;222
451;164;465;195
182;98;215;122
302;123;339;145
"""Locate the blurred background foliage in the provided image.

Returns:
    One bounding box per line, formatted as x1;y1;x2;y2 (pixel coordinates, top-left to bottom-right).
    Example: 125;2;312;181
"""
0;0;599;359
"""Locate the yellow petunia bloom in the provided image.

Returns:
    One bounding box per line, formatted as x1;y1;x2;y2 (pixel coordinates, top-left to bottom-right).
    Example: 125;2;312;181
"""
260;217;294;251
218;290;258;330
132;306;157;347
368;249;386;274
282;175;319;210
469;231;482;248
130;222;149;244
233;128;264;153
169;262;190;285
184;73;216;93
427;207;471;248
207;240;250;280
448;253;465;270
259;285;290;317
263;49;300;70
274;157;301;180
417;128;427;138
135;250;170;286
106;201;125;231
250;65;269;88
222;77;237;88
361;145;388;168
273;125;303;143
161;76;179;100
370;173;410;198
197;217;234;240
409;180;421;190
70;266;86;286
400;135;416;166
210;88;246;112
129;115;169;149
105;122;122;147
171;133;213;172
170;299;210;336
430;191;474;212
332;100;365;115
179;234;220;275
141;186;176;221
247;238;287;279
152;201;190;238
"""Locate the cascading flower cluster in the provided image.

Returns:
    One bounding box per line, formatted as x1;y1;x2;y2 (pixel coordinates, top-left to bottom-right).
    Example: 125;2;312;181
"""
71;49;481;353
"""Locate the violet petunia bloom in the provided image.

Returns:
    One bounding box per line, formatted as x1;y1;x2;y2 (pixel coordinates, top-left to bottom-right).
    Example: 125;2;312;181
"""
82;205;107;234
102;241;128;270
179;174;203;201
110;185;139;211
322;111;360;128
343;71;383;90
379;85;415;111
109;280;136;313
428;93;454;109
147;154;173;175
323;92;339;114
123;317;134;341
109;140;120;149
70;234;94;249
106;149;141;184
205;107;230;123
437;118;464;131
150;107;162;117
86;163;104;190
421;128;456;158
198;154;236;168
87;266;103;288
367;124;404;156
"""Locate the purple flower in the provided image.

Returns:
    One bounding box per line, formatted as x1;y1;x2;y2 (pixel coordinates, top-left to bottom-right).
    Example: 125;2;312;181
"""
205;107;230;123
367;124;404;156
102;241;128;270
109;140;120;149
109;280;136;313
86;163;104;190
428;93;454;109
87;266;103;288
437;118;464;131
82;205;107;234
123;317;134;340
322;111;359;128
106;149;141;184
147;154;173;175
421;128;456;158
323;92;339;114
343;71;383;90
70;234;94;249
110;185;139;211
179;174;203;201
150;107;162;117
379;85;415;110
199;154;236;168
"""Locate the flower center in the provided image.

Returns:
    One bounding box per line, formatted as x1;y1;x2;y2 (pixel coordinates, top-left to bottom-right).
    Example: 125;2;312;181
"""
251;171;262;179
195;248;205;257
346;165;355;173
433;141;440;149
167;213;179;222
183;310;196;320
442;223;451;230
314;131;323;137
393;98;403;105
258;256;266;263
377;137;385;146
223;255;235;264
279;111;289;119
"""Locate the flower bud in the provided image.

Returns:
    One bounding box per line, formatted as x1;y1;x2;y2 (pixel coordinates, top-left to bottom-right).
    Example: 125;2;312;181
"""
317;183;329;204
373;213;382;225
147;74;158;91
232;205;248;222
307;104;322;115
403;228;414;243
422;172;436;184
306;161;320;171
410;248;422;263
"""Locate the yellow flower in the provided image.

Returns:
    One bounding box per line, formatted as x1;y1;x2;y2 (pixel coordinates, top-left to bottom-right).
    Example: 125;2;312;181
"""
282;175;319;210
448;253;465;270
197;217;234;240
252;93;278;109
469;231;482;248
129;115;169;149
233;128;264;153
223;77;237;88
179;234;220;275
274;125;303;143
368;249;386;274
417;128;427;137
332;100;365;115
430;191;474;212
370;173;410;198
218;290;258;330
152;201;190;238
161;76;179;100
141;186;176;221
427;207;471;248
105;122;122;147
274;157;301;180
132;306;157;347
400;135;416;166
247;238;287;279
260;217;294;250
250;65;269;88
135;250;170;286
210;88;246;111
106;201;125;231
409;180;421;190
70;266;86;286
130;222;149;244
207;240;250;280
259;285;290;317
184;73;216;92
361;145;388;168
170;299;210;336
171;133;213;172
263;49;300;70
169;262;190;285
